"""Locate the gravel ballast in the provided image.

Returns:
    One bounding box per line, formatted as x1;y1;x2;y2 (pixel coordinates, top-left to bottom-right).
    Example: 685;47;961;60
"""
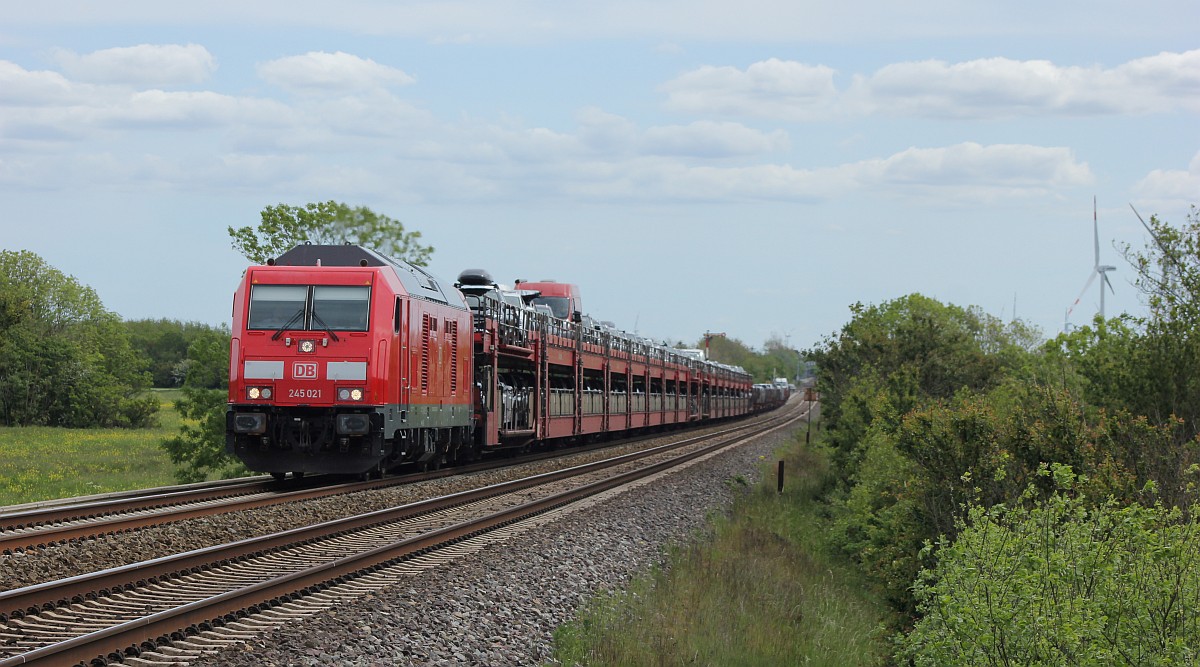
1;421;774;590
185;422;799;667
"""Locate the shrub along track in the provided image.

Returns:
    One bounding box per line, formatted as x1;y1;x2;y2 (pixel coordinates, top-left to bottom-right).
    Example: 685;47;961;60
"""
0;403;807;667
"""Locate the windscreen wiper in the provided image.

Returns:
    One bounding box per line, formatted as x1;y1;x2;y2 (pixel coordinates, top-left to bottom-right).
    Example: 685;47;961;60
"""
310;311;341;342
271;308;305;341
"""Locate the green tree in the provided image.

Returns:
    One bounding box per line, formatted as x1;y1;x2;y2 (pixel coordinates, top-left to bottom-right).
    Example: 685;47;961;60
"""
228;201;433;266
124;319;225;387
160;328;244;482
1043;206;1200;439
1121;205;1200;323
1101;205;1200;434
749;335;801;383
807;294;1025;477
0;250;157;427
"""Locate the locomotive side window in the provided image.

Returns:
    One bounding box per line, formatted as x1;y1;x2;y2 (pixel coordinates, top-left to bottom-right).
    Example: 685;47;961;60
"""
312;285;371;331
248;285;307;330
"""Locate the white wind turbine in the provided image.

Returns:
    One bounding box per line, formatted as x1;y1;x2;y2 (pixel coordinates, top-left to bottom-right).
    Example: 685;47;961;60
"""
1066;197;1116;325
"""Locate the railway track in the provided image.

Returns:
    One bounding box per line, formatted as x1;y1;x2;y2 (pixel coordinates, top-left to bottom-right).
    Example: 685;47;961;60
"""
0;401;807;667
0;478;294;552
0;424;737;553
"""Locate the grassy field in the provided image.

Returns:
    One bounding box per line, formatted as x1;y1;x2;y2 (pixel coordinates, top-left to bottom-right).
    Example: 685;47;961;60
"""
0;389;185;506
552;433;892;666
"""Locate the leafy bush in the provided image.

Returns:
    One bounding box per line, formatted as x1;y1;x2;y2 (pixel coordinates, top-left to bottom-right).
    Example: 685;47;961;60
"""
831;386;1200;616
832;425;925;611
158;328;245;483
900;473;1200;665
808;295;1029;481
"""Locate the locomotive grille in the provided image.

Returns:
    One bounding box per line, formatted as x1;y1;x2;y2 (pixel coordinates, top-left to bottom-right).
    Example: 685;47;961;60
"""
448;319;458;395
421;314;431;394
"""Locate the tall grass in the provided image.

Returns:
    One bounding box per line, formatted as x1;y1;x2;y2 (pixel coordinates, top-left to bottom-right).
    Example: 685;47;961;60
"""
553;435;892;666
0;389;185;506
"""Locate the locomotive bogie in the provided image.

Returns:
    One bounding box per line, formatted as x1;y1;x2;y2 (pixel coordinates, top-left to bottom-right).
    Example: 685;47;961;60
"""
227;407;388;474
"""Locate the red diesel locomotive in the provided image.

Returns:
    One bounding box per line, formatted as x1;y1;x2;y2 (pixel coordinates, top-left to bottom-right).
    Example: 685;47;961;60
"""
226;244;771;479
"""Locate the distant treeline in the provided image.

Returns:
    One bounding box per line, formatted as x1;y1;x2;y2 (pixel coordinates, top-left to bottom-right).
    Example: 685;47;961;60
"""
0;249;226;428
123;318;229;390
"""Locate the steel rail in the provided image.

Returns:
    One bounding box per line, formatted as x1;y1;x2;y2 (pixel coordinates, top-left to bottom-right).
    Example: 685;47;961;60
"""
0;404;804;622
0;475;276;516
0;402;805;667
0;409;786;552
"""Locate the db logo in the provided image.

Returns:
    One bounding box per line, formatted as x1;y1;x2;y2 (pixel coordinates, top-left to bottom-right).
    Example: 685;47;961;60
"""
293;362;319;380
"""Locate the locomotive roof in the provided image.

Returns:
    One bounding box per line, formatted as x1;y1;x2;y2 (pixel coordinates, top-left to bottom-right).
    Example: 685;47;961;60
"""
272;243;465;309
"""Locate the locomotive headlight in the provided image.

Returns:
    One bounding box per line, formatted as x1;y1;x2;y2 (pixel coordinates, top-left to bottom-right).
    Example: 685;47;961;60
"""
261;387;272;399
247;386;273;400
299;339;316;353
338;387;365;402
350;388;363;401
248;387;260;400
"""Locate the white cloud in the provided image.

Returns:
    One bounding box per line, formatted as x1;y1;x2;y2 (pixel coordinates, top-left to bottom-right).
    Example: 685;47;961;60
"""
52;44;216;86
558;159;838;202
1132;151;1200;212
663;50;1200;121
660;58;838;120
851;50;1200;118
257;51;415;93
545;142;1091;203
97;90;274;128
471;122;581;164
642;121;788;157
575;107;639;155
0;60;87;106
0;44;1100;210
860;143;1093;188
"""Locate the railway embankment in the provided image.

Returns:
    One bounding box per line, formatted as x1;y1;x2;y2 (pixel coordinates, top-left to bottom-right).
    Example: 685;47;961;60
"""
185;415;806;666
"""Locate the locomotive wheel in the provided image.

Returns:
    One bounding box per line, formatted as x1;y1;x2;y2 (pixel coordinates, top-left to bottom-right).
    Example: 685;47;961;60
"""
355;465;383;482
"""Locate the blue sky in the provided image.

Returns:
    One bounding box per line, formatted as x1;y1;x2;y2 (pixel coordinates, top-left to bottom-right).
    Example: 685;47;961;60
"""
2;2;1197;352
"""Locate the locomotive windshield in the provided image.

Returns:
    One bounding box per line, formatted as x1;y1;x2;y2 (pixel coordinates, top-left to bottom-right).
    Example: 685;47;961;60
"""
311;286;370;330
247;285;307;330
248;284;371;332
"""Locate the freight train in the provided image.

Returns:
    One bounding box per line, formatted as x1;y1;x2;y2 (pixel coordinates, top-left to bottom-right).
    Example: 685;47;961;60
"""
225;244;787;479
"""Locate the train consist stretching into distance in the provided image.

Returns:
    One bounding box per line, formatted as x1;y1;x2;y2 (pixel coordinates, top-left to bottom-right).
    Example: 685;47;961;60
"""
226;244;790;478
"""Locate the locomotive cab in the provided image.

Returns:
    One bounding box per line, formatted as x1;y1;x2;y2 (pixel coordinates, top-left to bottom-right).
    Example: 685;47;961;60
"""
227;244;473;477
